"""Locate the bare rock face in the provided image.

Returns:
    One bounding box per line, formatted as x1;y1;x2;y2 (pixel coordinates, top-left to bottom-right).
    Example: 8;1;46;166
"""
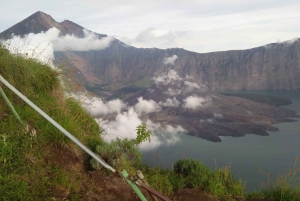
54;41;300;90
1;11;300;90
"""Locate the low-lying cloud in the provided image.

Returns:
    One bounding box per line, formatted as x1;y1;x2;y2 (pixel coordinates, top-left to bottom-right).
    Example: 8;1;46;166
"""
184;81;200;90
159;97;180;107
98;109;185;151
72;93;185;150
153;69;182;85
213;113;223;119
53;29;114;51
163;55;178;65
134;97;161;114
183;96;207;109
81;96;126;115
1;27;114;65
153;70;208;95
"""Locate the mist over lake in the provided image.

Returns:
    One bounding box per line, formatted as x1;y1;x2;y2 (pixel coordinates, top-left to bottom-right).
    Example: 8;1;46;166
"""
142;90;300;192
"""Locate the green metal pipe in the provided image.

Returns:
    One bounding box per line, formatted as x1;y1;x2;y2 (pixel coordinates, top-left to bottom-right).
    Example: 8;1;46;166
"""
0;85;24;126
0;75;116;173
121;170;147;201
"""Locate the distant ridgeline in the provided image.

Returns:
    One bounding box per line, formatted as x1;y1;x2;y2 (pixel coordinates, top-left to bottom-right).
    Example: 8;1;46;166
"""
1;11;300;91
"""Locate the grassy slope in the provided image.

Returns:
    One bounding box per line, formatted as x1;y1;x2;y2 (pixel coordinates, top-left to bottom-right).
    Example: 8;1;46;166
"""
0;45;142;200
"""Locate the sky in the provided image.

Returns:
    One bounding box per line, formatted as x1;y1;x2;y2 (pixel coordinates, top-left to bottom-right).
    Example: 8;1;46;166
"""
0;0;300;53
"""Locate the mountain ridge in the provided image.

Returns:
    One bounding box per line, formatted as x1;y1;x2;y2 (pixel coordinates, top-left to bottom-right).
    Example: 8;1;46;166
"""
1;11;300;90
0;11;107;38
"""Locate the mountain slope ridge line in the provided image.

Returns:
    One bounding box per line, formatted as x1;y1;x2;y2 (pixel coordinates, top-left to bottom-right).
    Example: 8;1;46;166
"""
1;11;300;90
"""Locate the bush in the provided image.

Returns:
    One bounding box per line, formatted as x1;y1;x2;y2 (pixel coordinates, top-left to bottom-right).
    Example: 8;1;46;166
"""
90;123;152;174
173;159;212;188
90;138;141;173
146;167;173;196
173;159;245;199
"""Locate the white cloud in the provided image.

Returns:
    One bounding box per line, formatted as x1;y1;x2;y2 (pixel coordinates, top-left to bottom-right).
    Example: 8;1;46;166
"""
213;113;223;119
1;27;114;65
282;38;299;45
139;121;186;151
1;28;59;65
164;88;182;96
184;81;201;90
71;92;186;150
53;29;114;51
183;95;207;109
71;93;126;115
121;27;187;49
152;69;182;85
97;107;186;151
159;97;180;107
163;55;178;65
98;107;142;141
134;97;161;114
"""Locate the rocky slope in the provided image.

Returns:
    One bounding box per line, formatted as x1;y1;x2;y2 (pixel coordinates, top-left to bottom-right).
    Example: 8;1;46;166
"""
1;11;300;90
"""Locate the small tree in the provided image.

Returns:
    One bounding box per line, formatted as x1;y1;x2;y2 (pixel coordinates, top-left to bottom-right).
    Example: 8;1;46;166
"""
90;123;151;173
134;122;151;145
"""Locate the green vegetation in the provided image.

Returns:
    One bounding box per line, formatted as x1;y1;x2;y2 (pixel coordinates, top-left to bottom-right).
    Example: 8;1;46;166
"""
248;158;300;201
2;44;300;201
90;123;151;175
139;159;245;199
0;44;101;200
173;159;244;198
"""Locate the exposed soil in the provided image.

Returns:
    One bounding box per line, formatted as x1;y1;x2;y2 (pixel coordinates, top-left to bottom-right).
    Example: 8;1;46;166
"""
171;188;219;201
44;145;275;201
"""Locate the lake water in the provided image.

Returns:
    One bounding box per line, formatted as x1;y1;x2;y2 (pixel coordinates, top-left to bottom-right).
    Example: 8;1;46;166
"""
141;90;300;192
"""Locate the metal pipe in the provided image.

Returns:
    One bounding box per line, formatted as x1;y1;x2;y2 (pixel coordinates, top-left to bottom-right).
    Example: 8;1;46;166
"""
0;85;24;126
137;170;158;201
0;75;115;173
0;75;171;201
138;182;173;201
121;170;147;201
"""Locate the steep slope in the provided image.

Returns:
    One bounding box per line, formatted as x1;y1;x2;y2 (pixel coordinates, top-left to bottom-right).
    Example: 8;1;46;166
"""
0;45;250;201
1;11;300;90
0;11;107;38
0;44;145;200
55;41;300;90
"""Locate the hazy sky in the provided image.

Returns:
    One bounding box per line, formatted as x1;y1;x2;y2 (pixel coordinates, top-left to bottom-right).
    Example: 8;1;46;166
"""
0;0;300;53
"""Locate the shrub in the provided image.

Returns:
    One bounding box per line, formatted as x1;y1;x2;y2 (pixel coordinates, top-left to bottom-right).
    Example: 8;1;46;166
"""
146;167;173;196
174;159;212;188
91;138;141;173
90;123;151;174
173;159;245;199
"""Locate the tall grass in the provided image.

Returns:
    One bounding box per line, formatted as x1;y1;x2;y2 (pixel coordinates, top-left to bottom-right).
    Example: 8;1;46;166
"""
140;159;245;200
0;44;102;199
248;158;300;201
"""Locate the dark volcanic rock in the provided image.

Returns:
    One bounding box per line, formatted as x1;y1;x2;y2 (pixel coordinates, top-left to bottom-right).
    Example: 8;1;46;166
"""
220;92;292;106
120;82;297;142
